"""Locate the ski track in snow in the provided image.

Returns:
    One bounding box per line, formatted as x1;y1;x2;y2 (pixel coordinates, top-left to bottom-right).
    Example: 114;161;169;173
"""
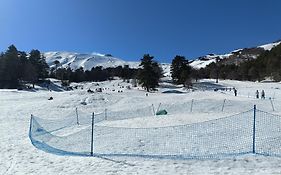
2;79;281;174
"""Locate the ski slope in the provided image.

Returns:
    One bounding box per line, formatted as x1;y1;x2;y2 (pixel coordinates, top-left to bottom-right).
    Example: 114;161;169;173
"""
2;79;281;174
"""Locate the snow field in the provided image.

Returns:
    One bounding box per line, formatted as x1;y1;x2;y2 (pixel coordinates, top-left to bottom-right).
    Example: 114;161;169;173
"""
2;79;281;174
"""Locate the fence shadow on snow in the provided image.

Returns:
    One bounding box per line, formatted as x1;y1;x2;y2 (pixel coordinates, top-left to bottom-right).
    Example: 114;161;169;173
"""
29;105;281;159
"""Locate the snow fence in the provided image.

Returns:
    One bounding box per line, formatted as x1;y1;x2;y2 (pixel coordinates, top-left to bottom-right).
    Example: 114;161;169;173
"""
29;106;281;159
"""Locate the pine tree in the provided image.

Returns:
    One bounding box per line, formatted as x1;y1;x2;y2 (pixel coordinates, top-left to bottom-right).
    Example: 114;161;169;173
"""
29;49;49;80
18;51;28;81
53;60;60;77
0;45;21;88
23;62;38;88
137;54;162;92
170;55;191;85
121;65;130;81
73;67;86;82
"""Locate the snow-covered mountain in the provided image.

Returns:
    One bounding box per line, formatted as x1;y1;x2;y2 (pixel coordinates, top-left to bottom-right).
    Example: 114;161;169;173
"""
44;40;281;75
44;52;139;70
190;40;281;69
44;52;171;77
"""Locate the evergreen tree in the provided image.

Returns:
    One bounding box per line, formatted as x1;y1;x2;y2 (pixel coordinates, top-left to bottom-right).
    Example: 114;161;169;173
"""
121;65;131;81
0;45;21;88
56;68;67;81
248;66;259;81
72;67;86;82
170;55;191;85
53;60;60;77
89;66;109;81
22;62;38;88
137;54;162;92
18;51;29;81
29;49;49;80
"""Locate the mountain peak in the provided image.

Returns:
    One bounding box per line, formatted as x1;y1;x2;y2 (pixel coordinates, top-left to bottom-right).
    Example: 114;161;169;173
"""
44;51;136;70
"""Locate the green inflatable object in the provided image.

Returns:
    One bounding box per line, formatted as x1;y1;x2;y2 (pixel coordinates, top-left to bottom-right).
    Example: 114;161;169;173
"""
156;109;168;115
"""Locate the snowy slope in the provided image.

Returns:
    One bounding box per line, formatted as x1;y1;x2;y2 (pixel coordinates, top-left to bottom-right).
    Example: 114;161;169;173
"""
189;54;231;69
189;58;216;69
2;79;281;174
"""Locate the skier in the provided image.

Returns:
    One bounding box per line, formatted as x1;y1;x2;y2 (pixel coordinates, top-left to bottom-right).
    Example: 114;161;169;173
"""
234;88;237;96
256;90;259;99
261;90;265;99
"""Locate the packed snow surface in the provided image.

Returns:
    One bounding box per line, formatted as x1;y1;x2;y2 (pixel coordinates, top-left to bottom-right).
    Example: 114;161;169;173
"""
2;79;281;174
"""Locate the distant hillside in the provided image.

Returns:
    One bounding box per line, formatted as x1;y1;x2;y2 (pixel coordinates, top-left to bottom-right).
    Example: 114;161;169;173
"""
195;41;281;82
190;40;281;69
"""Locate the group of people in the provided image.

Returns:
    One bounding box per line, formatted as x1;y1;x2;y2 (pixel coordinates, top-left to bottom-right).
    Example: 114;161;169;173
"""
256;90;265;99
231;88;265;99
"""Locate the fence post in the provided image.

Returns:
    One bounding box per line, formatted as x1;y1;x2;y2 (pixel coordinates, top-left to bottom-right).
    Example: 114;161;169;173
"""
29;114;33;137
105;108;108;120
190;99;194;112
269;98;275;111
91;112;94;156
152;104;155;116
253;105;256;154
76;107;79;125
221;99;226;112
156;103;162;113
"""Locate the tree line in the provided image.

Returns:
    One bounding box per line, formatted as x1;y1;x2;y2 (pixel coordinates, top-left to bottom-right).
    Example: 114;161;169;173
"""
0;45;49;88
1;43;281;90
0;45;154;89
51;65;139;84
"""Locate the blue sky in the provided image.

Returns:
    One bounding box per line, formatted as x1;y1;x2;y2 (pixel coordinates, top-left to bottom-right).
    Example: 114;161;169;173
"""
1;0;281;62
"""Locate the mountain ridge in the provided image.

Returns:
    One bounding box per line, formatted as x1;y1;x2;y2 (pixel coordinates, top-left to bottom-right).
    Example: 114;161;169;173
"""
190;40;281;69
43;40;281;75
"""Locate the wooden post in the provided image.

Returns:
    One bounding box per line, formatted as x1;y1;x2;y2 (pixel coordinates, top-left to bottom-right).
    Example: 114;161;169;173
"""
91;112;94;156
76;107;79;125
152;104;155;115
190;99;194;112
221;99;226;112
156;103;162;113
270;98;275;111
253;105;256;154
105;108;108;120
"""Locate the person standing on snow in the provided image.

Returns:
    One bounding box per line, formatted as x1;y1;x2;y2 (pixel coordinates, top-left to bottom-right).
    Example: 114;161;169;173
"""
256;90;259;99
261;90;265;99
234;88;237;96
